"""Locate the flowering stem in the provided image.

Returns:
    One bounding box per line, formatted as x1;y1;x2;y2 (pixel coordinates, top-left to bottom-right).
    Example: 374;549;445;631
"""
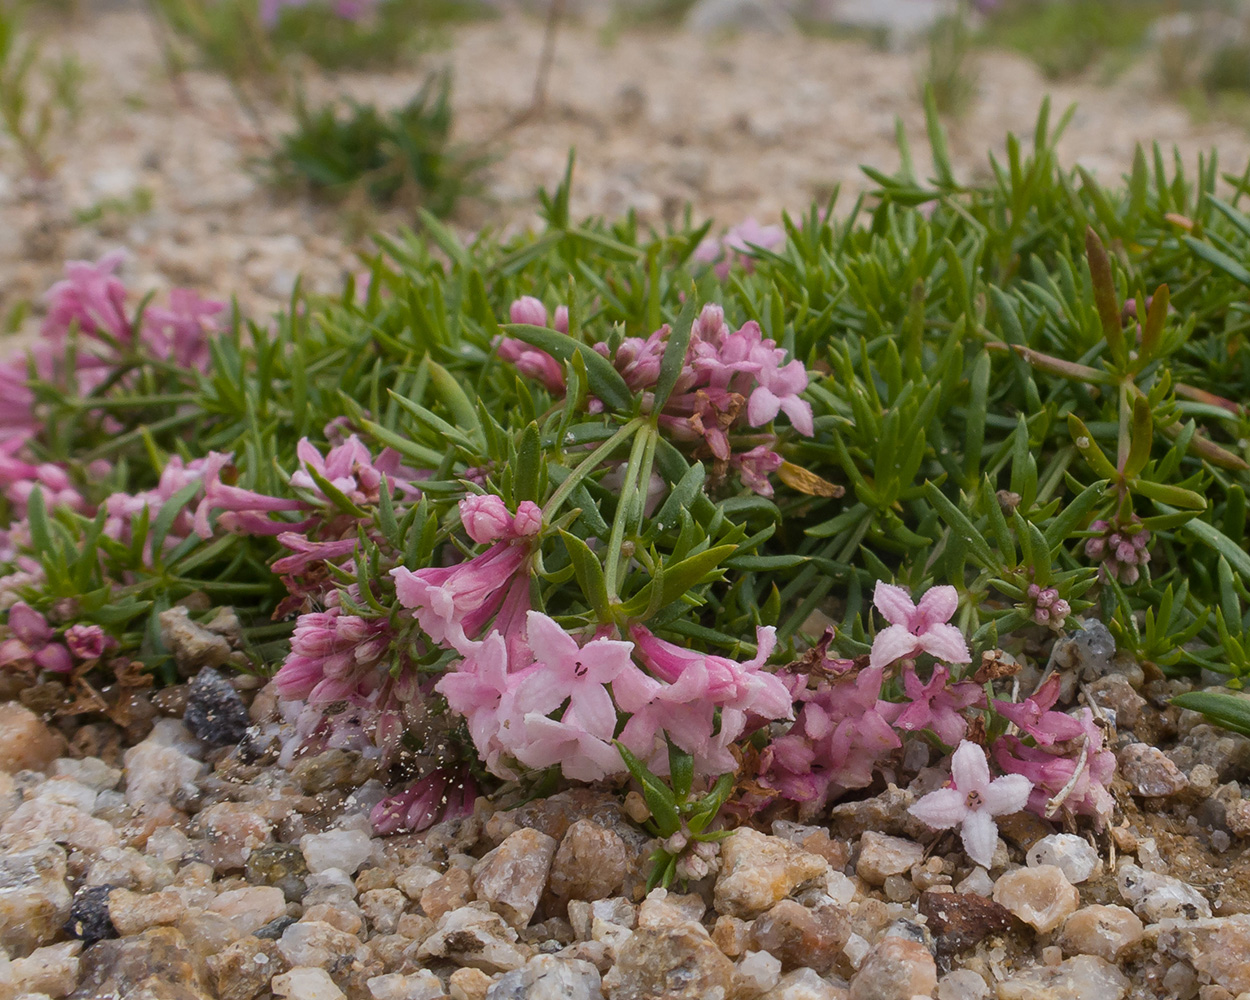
542;417;643;522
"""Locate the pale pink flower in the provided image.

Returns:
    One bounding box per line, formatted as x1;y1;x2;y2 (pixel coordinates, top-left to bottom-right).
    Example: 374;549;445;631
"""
992;674;1085;746
65;624;116;660
731;444;784;497
0;601;72;674
909;740;1033;868
876;664;983;746
869;582;970;669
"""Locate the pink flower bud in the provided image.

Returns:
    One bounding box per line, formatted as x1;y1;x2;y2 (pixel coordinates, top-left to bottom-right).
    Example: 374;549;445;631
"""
460;494;514;544
553;305;569;334
335;615;372;643
1084;537;1106;559
1027;583;1040;600
34;643;73;673
509;296;547;327
8;602;52;646
1034;607;1050;624
65;624;114;660
513;501;543;537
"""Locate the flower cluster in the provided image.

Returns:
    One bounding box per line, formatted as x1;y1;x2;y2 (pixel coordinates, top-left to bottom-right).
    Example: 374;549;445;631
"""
0;602;116;676
1027;584;1071;629
497;300;815;497
1085;517;1151;584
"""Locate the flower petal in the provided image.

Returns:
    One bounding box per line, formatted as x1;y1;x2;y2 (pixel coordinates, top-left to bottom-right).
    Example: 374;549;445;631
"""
983;773;1034;817
918;622;971;665
868;624;920;669
960;809;1000;869
872;581;917;627
914;585;959;629
908;787;967;830
950;740;991;796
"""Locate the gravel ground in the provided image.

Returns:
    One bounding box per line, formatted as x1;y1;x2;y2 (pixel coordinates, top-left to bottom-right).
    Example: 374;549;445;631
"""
2;4;1250;329
4;7;1250;1000
2;622;1250;999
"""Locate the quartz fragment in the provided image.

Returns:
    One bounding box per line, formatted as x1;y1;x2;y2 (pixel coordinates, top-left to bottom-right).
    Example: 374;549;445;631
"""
993;865;1080;933
917;889;1011;954
300;828;375;876
996;954;1129;1000
714;828;828;918
1059;905;1143;962
548;820;628;903
855;832;923;887
748;898;850;974
1116;863;1211;921
761;967;848;999
207;936;285;1000
0;702;66;773
484;953;602;1000
1118;743;1189;797
0;844;73;957
1026;834;1101;884
417;903;532;972
847;936;936;1000
366;969;446;1000
271;966;346;1000
472;827;558;929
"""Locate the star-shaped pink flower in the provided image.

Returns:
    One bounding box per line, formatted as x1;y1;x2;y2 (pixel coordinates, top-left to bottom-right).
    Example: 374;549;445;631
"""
909;741;1033;868
869;582;971;669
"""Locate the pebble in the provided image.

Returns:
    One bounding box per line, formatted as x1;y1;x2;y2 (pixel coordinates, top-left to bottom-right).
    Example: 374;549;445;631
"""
420;865;475;920
917;889;1012;954
1059;905;1143;962
1051;620;1117;678
1116;863;1212;921
394;863;441;900
472;827;559;929
121;722;207;810
194;801;275;872
686;0;794;34
0;844;73;956
246;842;310;901
714;828;829;918
359;888;407;935
485;953;602;1000
449;966;493;1000
1;798;120;852
847;936;936;1000
993;865;1081;934
2;939;81;997
0;703;67;773
183;666;250;746
107;887;185;935
601;890;735;999
1158;914;1250;994
996;954;1130;1000
855;832;923;887
761;967;849;999
300;828;375;876
72;925;203;997
207;886;288;935
548;819;629;903
1169;725;1250;782
367;969;446;1000
749;898;850;974
207;936;286;1000
272;965;346;1000
65;884;118;945
1118;743;1190;797
1027;834;1101;884
937;969;989;1000
417;903;532;972
278;920;369;973
735;949;783;996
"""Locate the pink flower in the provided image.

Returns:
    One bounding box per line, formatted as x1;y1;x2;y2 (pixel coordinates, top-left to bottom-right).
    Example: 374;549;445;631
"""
747;357;813;436
695;218;785;280
993;718;1116;827
0;601;72;674
992;674;1085;746
436;629;535;774
731;444;784;497
909;741;1033;868
139;289;224;372
65;624;116;660
42;250;131;345
869;582;970;669
371;767;477;836
877;664;984;747
392;543;529;654
512;611;635;734
513;712;627;782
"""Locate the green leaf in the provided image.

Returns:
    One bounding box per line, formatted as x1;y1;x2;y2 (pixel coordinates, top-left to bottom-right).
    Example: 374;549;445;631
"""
616;742;681;836
560;530;612;621
1068;414;1119;481
149;481;206;563
620;543;738;619
923;482;995;568
1044;479;1109;549
1184;235;1250;287
1133;478;1206;511
1123;395;1153;480
503;323;634;412
1085;226;1125;364
1171;690;1250;737
515;422;542;504
426;357;483;443
651;288;697;415
667;737;694;803
686;772;734;835
1179;514;1250;580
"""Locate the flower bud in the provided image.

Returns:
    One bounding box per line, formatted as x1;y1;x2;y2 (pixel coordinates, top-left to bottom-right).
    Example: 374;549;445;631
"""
509;296;547;327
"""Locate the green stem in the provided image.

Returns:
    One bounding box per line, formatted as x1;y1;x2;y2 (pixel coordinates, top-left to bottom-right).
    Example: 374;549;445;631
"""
542;417;642;522
604;426;653;602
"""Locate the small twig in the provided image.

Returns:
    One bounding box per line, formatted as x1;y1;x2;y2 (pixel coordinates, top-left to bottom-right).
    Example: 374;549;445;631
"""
531;0;566;112
1044;736;1089;819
